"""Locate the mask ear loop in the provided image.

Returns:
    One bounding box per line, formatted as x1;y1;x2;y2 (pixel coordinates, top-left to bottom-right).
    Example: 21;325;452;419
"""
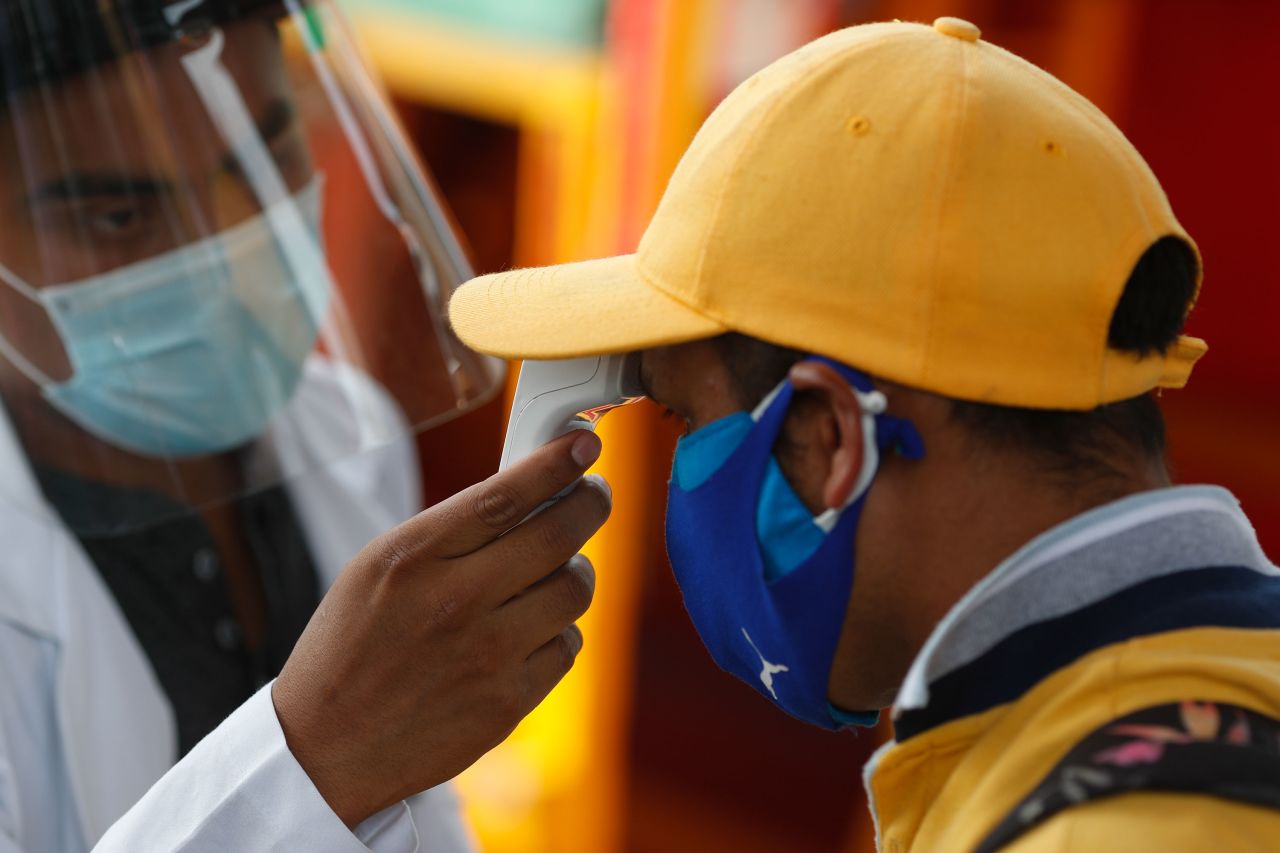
748;371;888;535
750;378;789;422
814;387;886;534
0;260;59;388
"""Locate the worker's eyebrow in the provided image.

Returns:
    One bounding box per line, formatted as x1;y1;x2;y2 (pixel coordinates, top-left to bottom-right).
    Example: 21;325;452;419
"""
25;99;298;205
28;173;171;203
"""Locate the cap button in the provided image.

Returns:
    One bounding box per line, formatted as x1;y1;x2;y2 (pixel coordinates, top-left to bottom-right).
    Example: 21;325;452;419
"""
933;17;981;42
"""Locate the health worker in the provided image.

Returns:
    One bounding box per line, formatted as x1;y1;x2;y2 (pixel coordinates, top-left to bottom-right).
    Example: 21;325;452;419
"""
450;18;1280;853
0;1;611;850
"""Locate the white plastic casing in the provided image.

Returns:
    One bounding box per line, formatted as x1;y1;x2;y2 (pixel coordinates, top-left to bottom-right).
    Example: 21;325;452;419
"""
499;354;645;471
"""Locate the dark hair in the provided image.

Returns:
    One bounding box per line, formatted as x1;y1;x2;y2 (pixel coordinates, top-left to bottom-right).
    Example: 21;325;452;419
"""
714;236;1200;483
0;1;282;98
949;236;1198;482
714;333;805;411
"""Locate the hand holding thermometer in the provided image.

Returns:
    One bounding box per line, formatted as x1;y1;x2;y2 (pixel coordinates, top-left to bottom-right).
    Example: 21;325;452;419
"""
500;355;645;475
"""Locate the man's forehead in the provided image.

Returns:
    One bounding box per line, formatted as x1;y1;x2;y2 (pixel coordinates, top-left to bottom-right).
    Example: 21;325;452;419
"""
641;341;738;408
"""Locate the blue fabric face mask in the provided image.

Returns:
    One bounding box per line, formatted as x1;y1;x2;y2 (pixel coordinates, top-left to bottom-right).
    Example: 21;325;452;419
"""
0;177;331;458
666;358;925;730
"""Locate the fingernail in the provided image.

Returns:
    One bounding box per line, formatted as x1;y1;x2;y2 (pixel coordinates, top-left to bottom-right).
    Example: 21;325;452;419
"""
572;431;602;468
584;473;612;501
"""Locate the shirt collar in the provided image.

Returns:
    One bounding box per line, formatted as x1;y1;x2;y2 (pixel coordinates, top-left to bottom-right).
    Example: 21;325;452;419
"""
893;485;1277;720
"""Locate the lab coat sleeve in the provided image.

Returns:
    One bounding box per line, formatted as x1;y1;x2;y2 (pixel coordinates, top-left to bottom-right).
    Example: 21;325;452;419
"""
0;754;19;853
93;682;472;853
406;780;480;852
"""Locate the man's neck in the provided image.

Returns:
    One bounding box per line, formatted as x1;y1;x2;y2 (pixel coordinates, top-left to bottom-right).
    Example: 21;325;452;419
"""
1;378;244;508
829;446;1170;711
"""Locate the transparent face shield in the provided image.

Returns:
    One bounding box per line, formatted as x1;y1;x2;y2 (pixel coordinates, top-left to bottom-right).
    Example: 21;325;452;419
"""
0;0;503;533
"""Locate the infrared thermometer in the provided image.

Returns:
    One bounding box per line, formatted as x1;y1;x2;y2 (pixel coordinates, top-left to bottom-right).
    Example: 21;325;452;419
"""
499;355;645;471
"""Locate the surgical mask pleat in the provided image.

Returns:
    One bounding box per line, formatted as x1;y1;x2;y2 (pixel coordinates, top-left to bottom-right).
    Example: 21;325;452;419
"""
0;176;331;457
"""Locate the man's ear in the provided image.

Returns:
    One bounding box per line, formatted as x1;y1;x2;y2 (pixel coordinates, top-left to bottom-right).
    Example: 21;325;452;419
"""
788;361;864;510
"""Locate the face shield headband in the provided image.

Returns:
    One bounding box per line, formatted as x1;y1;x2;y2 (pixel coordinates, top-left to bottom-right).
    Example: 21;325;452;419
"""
664;356;926;730
0;1;289;97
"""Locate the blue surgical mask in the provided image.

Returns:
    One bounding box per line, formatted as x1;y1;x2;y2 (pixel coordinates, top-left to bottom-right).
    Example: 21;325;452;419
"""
0;177;331;458
666;357;925;730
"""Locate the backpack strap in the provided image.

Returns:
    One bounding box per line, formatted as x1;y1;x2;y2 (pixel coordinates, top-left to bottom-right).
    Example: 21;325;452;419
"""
975;701;1280;853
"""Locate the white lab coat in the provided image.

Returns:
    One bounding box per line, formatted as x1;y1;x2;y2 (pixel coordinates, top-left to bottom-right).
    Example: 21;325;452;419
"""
0;360;477;852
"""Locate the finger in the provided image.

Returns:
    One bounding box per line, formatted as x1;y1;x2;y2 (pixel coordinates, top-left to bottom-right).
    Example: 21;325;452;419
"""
407;430;603;560
521;625;584;713
499;555;596;654
476;475;611;602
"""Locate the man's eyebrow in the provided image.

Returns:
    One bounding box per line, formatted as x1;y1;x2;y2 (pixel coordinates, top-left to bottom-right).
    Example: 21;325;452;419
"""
29;173;171;203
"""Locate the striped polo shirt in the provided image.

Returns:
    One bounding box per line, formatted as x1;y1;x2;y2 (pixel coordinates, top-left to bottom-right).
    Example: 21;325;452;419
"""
888;485;1280;740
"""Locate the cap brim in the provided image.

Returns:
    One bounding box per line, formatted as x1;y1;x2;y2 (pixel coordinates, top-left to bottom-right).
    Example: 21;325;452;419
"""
448;254;726;360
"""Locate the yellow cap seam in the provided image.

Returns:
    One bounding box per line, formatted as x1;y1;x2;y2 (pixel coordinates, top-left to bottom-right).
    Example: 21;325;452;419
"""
920;33;975;384
992;45;1163;246
690;40;892;319
632;256;730;329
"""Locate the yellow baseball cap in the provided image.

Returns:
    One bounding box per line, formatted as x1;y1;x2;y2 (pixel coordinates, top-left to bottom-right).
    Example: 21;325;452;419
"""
449;17;1207;410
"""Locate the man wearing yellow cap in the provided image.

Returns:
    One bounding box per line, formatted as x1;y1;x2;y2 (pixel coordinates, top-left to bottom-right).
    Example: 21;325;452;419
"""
451;17;1280;853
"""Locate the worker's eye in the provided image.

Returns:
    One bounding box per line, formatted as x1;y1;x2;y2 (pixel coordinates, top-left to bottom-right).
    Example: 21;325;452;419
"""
89;203;151;237
36;195;165;245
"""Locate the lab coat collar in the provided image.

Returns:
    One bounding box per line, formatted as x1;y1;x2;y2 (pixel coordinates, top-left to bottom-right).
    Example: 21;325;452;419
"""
0;400;176;843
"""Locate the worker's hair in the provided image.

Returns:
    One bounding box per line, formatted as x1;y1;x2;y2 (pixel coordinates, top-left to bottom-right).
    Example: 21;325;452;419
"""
714;236;1200;485
0;1;283;98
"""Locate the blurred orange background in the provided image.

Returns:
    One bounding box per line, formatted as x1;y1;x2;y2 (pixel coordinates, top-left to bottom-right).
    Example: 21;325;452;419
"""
329;1;1280;850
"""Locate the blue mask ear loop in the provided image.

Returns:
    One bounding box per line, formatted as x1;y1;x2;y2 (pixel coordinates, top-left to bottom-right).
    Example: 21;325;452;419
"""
813;385;887;534
751;367;888;535
819;382;889;729
771;359;911;730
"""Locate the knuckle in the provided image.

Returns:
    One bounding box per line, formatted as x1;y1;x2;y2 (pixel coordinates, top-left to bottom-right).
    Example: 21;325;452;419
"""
555;487;609;540
373;536;419;578
476;624;512;672
424;587;467;628
536;517;578;558
421;571;478;630
573;554;597;582
471;482;524;532
581;478;613;522
492;678;526;722
554;633;575;665
555;628;582;668
557;562;595;617
467;641;499;677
